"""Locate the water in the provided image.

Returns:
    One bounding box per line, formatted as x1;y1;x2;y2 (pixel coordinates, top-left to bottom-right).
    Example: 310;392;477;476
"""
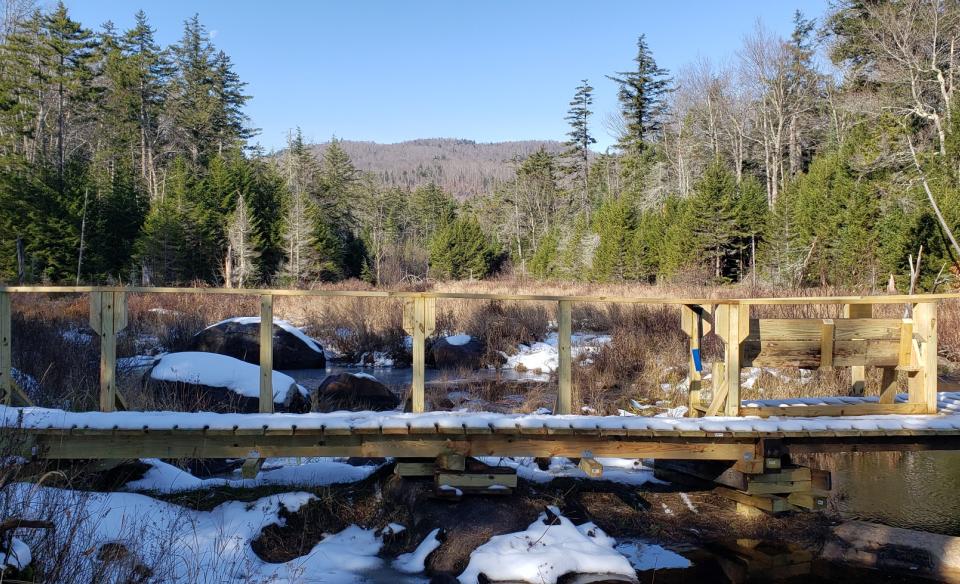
284;364;550;390
809;450;960;536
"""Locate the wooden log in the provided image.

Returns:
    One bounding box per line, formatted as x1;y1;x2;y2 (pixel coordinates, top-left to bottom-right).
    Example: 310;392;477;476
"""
557;299;572;415
259;294;274;414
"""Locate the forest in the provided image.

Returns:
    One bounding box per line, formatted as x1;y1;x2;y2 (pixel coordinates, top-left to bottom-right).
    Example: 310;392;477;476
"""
1;0;959;291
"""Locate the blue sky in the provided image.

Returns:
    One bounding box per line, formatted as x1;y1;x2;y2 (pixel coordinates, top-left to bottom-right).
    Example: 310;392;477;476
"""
65;0;829;152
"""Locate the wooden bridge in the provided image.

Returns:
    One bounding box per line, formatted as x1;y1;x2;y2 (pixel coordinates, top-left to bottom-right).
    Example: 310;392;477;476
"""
1;286;959;510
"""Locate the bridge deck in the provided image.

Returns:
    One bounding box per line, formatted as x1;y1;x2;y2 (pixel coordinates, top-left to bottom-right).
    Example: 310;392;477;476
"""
3;396;960;462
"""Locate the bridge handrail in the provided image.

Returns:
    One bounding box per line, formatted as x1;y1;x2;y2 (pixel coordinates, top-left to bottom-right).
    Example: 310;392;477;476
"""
0;286;954;416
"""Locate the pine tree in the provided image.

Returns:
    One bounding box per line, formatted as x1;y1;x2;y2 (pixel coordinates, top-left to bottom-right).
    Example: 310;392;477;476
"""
429;217;498;280
408;182;457;243
564;80;595;214
279;129;319;284
168;15;217;165
607;35;671;153
591;197;634;281
529;227;560;279
689;160;738;281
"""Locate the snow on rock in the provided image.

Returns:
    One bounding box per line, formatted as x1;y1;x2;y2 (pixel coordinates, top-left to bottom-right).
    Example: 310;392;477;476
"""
393;527;442;574
124;457;381;493
445;334;472;346
0;537;30;571
208;317;322;353
614;539;691;571
356;351;394;367
458;506;636;584
117;354;163;371
351;372;379;381
149;352;301;401
505;332;612;373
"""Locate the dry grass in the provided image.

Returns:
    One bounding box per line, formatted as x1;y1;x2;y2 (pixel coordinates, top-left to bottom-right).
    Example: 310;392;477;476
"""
5;279;958;415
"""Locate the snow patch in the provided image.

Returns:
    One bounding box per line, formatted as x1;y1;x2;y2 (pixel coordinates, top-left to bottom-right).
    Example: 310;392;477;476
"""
393;527;442;574
125;458;381;493
458;507;635;583
0;537;30;571
350;372;379;382
445;334;472;346
615;539;691;571
504;332;612;373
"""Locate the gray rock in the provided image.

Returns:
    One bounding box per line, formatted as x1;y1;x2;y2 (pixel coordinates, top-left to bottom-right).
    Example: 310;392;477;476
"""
188;318;325;370
311;373;400;412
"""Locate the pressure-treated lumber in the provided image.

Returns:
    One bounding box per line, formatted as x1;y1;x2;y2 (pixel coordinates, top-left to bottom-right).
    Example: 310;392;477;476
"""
913;302;938;414
742;403;928;418
715;487;793;514
844;304;872;395
578;457;603;478
557;300;573;415
403;296;435;413
91;291;127;412
259;295;274;414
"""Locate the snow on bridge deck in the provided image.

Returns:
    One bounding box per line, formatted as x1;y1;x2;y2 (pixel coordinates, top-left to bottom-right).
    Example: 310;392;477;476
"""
2;394;960;439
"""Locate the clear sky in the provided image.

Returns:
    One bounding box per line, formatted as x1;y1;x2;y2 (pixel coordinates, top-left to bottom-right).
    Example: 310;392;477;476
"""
65;0;830;152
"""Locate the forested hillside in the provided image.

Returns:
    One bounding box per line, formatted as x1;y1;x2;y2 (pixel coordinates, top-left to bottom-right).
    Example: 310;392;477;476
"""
308;139;567;199
1;1;959;291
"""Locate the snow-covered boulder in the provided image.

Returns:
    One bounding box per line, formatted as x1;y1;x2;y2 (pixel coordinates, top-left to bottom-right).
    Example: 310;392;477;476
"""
458;506;636;584
311;372;400;412
188;317;325;370
148;352;309;413
431;334;487;370
0;537;30;576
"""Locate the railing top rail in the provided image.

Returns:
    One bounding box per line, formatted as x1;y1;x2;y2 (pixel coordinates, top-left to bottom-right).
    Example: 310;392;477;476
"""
0;285;957;305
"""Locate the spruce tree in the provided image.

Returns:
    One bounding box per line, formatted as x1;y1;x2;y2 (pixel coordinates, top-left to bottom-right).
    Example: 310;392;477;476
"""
564;80;595;214
607;35;671;153
429;217;497;280
591;197;634;281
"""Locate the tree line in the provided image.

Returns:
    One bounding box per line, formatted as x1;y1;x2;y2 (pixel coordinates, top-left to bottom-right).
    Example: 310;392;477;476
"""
1;1;959;291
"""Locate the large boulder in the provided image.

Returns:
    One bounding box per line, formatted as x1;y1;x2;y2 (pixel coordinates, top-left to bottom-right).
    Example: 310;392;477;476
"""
147;352;309;413
431;334;485;370
311;372;399;412
188;317;325;370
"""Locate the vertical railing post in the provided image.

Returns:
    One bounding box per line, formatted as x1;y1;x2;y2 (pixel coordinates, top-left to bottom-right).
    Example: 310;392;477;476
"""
843;303;872;396
724;303;744;417
681;304;703;418
557;300;572;415
259;294;274;413
91;290;119;412
0;292;10;406
911;301;938;414
404;295;435;414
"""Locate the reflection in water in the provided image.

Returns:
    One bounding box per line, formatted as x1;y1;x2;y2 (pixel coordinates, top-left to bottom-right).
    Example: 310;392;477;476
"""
799;451;960;536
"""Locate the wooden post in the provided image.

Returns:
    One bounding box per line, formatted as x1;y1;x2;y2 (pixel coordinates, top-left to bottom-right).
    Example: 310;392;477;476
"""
404;295;435;414
912;301;938;414
91;291;126;412
725;303;745;417
681;305;702;417
843;303;872;396
0;292;10;406
557;300;572;415
259;294;274;414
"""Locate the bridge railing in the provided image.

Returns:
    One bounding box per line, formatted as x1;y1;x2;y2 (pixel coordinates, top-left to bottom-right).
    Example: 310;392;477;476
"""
0;286;954;417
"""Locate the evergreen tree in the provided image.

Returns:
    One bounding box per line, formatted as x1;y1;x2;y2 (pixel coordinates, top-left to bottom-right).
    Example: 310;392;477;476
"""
279;129;320;284
225;191;258;287
429;217;498;280
565;80;595;214
607;35;671;153
591;197;634;281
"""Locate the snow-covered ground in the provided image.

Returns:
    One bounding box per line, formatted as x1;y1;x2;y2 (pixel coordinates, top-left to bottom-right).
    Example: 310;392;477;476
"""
124;458;383;494
504;332;612;373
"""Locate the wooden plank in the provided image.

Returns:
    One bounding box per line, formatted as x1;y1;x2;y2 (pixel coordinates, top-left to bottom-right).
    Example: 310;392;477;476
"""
436;453;465;471
683;305;703;418
411;297;427;413
787;492;828;511
879;367;898;404
395;461;435;477
898;319;914;367
844;304;872;396
97;291;117;412
715;487;792;514
913;302;938;414
725;304;744;417
747;318;900;342
811;468;832;491
745;480;812;495
820;319;834;370
578;457;603;478
241;457;264;479
259;294;274;414
436;472;518;489
0;292;10;406
557;300;572;415
742;403;928;418
741;339;899;368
